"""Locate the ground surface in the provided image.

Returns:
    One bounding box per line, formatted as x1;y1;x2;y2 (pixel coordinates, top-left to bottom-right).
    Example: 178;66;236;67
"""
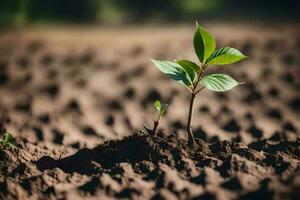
0;23;299;199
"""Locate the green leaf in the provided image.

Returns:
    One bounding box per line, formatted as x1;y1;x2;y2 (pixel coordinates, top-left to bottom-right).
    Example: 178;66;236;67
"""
206;47;248;65
154;100;168;116
1;133;13;148
154;100;161;112
200;74;241;92
3;133;12;143
160;103;168;116
152;59;193;86
176;60;200;83
193;24;216;63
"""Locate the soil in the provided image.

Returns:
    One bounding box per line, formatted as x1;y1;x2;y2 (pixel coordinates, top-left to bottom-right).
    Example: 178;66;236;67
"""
0;23;299;199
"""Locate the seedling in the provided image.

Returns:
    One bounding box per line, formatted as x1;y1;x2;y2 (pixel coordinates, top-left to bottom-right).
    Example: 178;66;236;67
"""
143;100;167;135
152;22;248;145
0;132;13;149
152;100;168;133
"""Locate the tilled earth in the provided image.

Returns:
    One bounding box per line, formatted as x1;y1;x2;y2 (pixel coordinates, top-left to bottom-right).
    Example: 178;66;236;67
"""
0;23;299;199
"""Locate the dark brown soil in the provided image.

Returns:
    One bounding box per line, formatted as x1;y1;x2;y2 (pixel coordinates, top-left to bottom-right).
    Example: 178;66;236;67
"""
0;23;299;199
1;130;300;199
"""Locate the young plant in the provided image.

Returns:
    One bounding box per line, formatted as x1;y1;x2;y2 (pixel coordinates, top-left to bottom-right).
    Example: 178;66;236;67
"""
152;23;248;145
152;100;168;134
0;132;13;149
144;100;168;134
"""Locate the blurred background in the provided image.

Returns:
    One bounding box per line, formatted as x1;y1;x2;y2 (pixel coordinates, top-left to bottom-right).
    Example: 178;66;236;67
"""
1;0;300;26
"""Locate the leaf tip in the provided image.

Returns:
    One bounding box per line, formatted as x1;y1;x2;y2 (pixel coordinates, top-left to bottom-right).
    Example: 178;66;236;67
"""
239;51;250;59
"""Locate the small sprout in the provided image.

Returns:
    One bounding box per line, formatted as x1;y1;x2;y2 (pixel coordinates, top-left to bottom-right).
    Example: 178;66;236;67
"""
148;100;168;134
152;22;248;145
0;132;13;149
154;100;168;117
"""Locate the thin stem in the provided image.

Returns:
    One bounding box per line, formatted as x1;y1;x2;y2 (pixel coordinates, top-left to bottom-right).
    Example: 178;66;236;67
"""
193;64;206;88
195;86;205;95
187;93;196;145
152;113;161;134
186;63;206;145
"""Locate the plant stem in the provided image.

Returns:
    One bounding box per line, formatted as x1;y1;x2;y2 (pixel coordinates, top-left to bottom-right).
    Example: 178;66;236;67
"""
186;64;206;145
152;114;161;135
187;92;196;145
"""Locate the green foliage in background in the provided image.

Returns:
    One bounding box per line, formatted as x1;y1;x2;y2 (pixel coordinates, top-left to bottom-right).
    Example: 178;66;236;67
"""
0;0;299;26
0;0;26;26
0;0;224;25
27;0;101;23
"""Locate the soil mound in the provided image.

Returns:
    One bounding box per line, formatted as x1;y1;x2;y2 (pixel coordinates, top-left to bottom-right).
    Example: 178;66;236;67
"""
1;131;298;199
